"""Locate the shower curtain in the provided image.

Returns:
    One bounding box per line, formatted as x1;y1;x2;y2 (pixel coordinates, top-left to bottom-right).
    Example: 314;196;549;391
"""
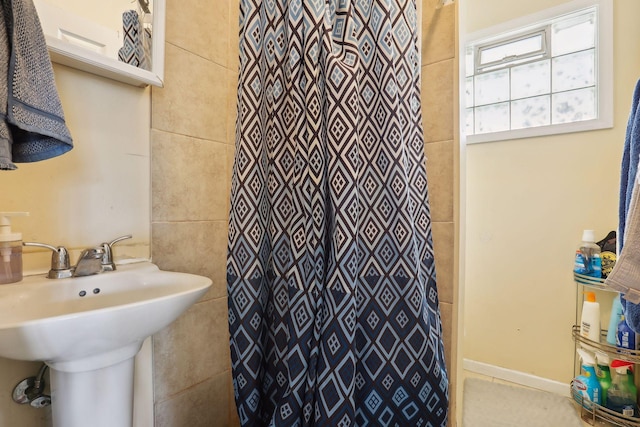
227;0;449;425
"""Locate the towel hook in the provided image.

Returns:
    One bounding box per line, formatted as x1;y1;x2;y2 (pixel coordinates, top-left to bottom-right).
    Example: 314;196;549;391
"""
137;0;150;14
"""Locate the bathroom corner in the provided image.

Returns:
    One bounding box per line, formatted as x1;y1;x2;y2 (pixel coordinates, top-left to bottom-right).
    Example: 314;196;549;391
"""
149;0;239;425
420;0;459;425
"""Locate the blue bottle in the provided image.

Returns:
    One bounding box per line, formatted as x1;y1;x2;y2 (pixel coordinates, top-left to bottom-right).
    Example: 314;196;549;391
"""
574;230;602;278
617;316;639;350
573;349;602;408
607;294;624;346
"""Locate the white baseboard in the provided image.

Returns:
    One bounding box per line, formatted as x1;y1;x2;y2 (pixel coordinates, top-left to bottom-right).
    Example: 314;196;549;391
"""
463;359;571;397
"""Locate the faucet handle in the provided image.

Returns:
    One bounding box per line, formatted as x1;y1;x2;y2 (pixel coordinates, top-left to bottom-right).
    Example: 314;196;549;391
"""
23;242;72;279
100;234;132;271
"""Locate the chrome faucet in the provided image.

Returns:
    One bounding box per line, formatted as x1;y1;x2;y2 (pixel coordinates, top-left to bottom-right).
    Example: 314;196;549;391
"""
24;234;132;279
73;235;132;277
73;247;106;277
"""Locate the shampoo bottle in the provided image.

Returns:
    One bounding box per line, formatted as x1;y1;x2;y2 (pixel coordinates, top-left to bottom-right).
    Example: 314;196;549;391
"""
574;230;602;278
581;291;601;343
0;212;28;285
573;348;602;408
607;294;624;346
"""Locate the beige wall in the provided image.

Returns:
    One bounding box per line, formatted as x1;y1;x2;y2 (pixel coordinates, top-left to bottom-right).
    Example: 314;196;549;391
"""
149;0;238;425
43;0;135;34
0;65;151;425
421;0;458;424
462;0;640;383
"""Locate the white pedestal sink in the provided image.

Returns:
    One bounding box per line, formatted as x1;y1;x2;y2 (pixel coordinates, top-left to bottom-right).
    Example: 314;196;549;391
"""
0;261;212;427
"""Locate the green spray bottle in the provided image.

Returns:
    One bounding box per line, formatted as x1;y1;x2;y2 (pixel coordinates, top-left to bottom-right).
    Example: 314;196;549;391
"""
595;351;612;406
607;360;638;417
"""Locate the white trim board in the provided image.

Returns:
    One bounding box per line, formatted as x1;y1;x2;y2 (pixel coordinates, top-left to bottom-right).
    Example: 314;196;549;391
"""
463;359;571;397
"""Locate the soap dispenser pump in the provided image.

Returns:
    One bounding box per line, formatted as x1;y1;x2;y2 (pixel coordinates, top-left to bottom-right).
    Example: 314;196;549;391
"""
0;212;28;284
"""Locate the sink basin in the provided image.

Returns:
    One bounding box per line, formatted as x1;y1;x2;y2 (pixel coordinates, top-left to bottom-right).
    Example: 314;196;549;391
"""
0;260;212;427
0;261;211;370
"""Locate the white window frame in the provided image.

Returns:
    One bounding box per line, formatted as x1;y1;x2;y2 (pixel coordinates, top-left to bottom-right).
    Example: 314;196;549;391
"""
475;29;549;74
463;0;613;145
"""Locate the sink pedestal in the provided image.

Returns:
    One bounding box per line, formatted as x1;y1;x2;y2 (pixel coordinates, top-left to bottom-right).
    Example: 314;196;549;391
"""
0;261;212;427
50;357;136;427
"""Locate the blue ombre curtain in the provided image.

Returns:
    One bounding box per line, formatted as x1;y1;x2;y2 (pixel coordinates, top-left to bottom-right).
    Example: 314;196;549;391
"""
227;0;449;425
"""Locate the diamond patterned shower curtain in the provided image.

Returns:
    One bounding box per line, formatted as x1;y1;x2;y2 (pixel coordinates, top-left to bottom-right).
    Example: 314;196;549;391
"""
227;0;449;425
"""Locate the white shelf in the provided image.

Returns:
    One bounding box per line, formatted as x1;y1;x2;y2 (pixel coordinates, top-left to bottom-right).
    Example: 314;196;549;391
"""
46;36;161;87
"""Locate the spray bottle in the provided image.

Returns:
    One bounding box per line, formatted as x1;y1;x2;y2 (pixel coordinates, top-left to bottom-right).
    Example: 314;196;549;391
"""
573;348;602;408
595;351;612;406
607;360;638;417
0;212;28;285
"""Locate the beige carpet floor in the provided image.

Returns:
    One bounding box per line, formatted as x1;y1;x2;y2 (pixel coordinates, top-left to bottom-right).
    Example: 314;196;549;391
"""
463;378;584;427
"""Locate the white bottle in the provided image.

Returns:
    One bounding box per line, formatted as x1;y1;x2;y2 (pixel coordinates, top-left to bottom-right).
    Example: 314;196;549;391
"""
581;291;601;343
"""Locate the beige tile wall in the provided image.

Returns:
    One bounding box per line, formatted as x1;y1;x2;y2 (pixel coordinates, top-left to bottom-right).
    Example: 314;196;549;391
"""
150;0;239;425
151;0;457;426
421;0;458;425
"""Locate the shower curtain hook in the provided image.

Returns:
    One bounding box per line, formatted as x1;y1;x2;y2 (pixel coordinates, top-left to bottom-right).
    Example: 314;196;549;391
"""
436;0;454;9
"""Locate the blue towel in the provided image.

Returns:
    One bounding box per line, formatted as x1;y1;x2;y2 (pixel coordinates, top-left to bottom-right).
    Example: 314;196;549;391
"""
618;79;640;331
0;0;73;170
619;80;640;250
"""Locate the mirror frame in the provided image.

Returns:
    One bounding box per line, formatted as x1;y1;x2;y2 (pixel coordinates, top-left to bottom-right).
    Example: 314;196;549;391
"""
33;0;165;87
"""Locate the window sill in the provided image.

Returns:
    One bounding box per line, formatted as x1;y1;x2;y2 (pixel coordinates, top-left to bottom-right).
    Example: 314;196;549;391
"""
465;117;613;145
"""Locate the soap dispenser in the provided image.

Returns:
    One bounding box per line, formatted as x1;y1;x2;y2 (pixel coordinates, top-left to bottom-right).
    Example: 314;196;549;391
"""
0;212;28;284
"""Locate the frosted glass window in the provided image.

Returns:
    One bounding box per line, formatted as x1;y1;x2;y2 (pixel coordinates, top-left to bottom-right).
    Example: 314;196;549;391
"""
475;102;509;134
463;2;611;143
477;31;545;72
465;108;474;136
465;77;474;107
511;95;550;130
551;11;595;57
511;60;550;100
552;87;596;124
552;50;595;92
474;69;509;106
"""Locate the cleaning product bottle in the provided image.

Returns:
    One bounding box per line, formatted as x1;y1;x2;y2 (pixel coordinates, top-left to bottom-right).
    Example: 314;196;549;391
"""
0;212;28;285
607;360;638;417
607;294;624;346
616;315;639;350
581;291;601;343
574;229;602;278
573;348;602;408
626;366;637;398
595;351;612;406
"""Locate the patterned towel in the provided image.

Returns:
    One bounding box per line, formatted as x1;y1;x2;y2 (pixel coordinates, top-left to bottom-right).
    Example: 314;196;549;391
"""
0;0;73;170
118;10;151;71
